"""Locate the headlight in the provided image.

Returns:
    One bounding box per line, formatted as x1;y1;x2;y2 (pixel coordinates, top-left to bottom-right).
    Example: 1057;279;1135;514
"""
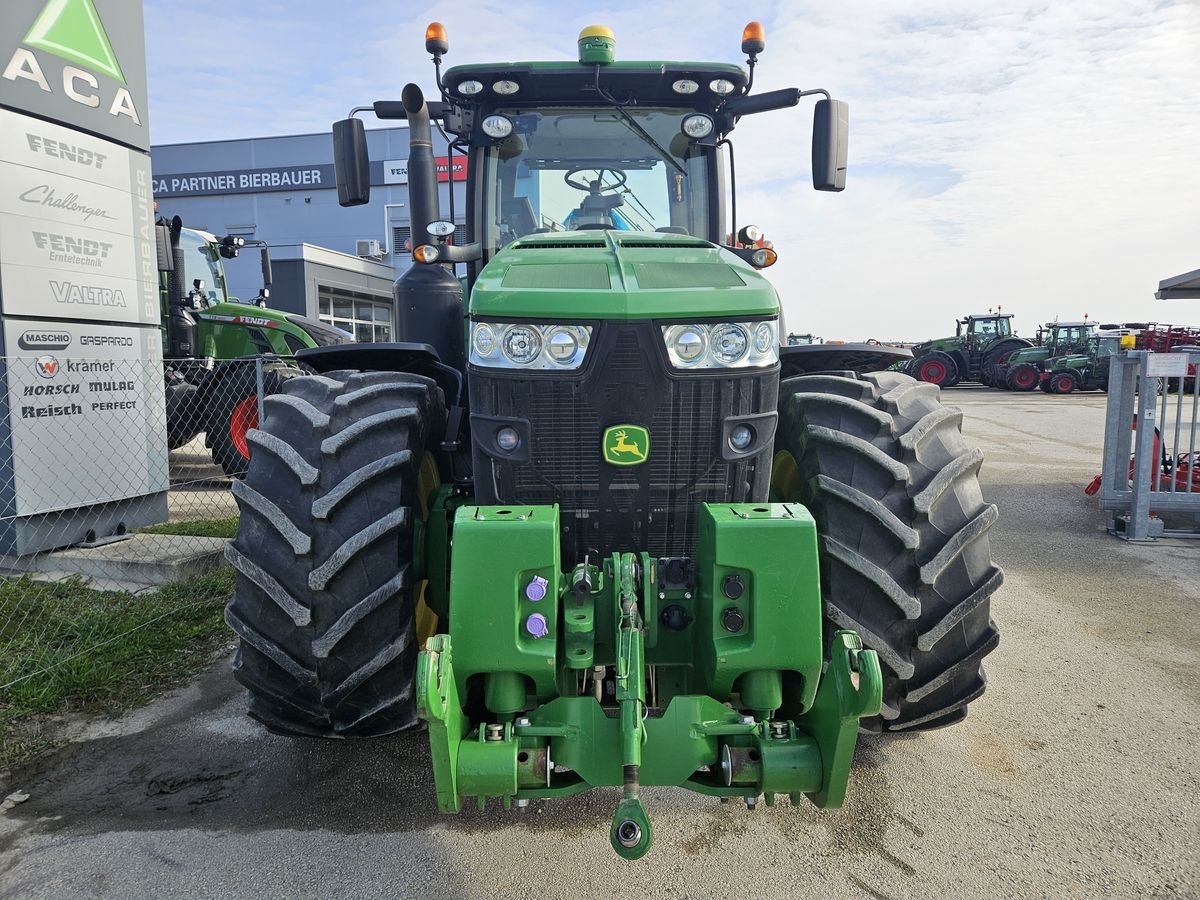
672;79;700;94
663;324;708;366
502;325;541;364
709;78;737;96
661;320;778;369
681;114;714;139
492;79;520;95
470;322;593;370
457;79;484;95
481;114;513;139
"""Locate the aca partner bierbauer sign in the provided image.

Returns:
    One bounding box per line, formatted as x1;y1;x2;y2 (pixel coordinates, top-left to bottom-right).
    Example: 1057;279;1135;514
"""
152;164;337;198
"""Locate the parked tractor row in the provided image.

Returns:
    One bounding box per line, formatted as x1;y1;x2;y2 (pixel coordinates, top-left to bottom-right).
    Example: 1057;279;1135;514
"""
905;314;1198;395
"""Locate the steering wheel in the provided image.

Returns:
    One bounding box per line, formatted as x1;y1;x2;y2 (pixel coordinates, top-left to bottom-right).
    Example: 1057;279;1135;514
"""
564;167;628;195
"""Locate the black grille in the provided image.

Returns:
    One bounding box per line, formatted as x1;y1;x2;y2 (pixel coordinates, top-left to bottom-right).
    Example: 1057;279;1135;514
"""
470;323;777;563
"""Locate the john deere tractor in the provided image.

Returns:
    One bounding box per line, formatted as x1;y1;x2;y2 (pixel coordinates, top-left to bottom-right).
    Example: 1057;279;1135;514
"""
909;313;1031;387
991;320;1096;391
223;23;1001;858
156;215;349;475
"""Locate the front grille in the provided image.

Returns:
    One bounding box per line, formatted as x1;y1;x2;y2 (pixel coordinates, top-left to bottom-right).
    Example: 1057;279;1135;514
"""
470;323;777;563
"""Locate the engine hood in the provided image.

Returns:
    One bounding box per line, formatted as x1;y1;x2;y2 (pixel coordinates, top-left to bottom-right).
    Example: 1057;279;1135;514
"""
468;231;779;320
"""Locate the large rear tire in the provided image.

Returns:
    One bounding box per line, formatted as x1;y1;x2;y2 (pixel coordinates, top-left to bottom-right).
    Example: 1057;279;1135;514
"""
774;371;1001;732
204;360;304;478
224;370;446;737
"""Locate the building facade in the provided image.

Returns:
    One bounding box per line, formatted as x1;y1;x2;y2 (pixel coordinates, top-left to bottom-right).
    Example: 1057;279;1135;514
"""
150;126;467;329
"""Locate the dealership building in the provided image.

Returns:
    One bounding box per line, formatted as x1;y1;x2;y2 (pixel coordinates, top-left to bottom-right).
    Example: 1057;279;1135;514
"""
150;126;467;339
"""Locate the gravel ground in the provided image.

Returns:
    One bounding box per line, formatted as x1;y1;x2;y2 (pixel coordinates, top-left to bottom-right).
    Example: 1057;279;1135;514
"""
1;388;1197;899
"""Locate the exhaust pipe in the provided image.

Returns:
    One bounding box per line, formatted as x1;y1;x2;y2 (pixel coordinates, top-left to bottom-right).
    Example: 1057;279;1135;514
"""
401;83;441;248
392;82;464;372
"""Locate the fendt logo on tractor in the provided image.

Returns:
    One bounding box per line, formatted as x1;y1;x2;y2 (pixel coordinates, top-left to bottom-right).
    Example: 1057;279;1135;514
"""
2;0;141;125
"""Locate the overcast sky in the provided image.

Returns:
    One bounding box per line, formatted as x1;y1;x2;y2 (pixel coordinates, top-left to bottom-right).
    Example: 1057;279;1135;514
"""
144;0;1199;340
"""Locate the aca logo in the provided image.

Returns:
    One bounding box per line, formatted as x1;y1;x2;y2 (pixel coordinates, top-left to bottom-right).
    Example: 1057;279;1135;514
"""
35;355;60;379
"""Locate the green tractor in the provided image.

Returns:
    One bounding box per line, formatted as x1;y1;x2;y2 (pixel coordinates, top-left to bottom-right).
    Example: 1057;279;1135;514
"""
1039;332;1128;394
991;320;1097;391
908;312;1032;387
223;23;1002;858
157;215;350;475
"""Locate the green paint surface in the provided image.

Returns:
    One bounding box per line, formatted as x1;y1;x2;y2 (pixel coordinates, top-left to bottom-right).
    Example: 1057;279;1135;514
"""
470;231;778;320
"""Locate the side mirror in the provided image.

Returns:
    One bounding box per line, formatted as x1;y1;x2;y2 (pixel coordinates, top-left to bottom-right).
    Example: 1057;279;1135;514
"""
260;247;273;286
155;221;173;272
333;117;371;207
812;98;848;192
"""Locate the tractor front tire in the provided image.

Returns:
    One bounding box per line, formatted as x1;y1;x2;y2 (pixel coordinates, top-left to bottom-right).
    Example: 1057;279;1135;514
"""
205;361;304;478
775;372;1001;732
224;370;446;737
913;352;958;388
1006;364;1040;392
1049;372;1077;395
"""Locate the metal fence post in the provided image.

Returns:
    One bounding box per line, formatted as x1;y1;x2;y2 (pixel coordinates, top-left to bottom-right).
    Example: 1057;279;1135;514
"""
1127;353;1159;540
255;357;265;424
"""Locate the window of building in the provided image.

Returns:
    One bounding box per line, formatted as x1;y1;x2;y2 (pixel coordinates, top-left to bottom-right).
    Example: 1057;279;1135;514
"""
317;287;393;342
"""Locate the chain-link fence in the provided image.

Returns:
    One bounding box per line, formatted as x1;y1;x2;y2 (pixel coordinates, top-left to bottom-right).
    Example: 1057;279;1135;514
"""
0;353;265;762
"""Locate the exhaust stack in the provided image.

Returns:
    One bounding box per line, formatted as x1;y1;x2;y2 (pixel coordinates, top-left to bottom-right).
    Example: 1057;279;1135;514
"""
391;82;465;372
402;83;441;248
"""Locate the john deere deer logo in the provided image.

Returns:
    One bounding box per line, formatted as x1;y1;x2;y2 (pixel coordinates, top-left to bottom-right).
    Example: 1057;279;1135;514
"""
603;424;649;466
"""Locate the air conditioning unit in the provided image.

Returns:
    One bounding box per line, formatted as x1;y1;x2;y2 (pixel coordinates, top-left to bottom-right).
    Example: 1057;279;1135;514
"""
356;239;383;258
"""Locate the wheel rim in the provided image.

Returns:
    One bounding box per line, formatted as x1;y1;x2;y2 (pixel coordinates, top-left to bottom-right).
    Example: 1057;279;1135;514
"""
229;395;258;459
1014;368;1036;389
1055;375;1073;393
919;360;947;384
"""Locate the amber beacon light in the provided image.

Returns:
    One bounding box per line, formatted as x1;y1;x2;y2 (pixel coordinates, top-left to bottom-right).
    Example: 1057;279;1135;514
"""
425;22;449;56
741;21;765;56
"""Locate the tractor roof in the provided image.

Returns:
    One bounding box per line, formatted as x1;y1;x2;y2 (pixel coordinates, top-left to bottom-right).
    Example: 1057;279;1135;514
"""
963;313;1013;320
1047;321;1094;328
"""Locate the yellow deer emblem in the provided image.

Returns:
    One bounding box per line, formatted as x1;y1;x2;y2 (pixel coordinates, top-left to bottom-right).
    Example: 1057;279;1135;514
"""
603;425;649;465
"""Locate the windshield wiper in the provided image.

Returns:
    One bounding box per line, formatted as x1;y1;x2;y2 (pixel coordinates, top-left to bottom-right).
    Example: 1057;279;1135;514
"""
593;67;685;176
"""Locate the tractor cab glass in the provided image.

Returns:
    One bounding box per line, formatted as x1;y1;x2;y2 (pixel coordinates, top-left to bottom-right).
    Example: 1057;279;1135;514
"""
968;317;1010;338
1096;335;1121;357
177;229;226;305
1058;324;1093;345
481;108;711;254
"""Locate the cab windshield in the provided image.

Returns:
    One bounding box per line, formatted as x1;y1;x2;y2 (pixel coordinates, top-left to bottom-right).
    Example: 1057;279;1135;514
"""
178;228;227;305
481;107;711;255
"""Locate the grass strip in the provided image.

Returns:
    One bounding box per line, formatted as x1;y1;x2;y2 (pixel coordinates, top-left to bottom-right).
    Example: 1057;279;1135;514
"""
0;569;234;770
137;516;239;539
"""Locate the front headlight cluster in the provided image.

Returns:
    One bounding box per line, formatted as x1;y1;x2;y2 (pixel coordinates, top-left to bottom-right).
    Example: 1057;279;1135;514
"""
470;322;593;370
661;320;779;369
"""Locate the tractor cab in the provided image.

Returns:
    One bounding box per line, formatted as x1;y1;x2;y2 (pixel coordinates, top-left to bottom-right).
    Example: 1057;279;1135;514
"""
958;313;1013;350
1047;321;1096;349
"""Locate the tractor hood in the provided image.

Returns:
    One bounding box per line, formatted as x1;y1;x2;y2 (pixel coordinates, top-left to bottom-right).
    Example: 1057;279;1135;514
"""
468;231;779;320
1007;346;1050;365
911;336;961;356
1047;352;1088;369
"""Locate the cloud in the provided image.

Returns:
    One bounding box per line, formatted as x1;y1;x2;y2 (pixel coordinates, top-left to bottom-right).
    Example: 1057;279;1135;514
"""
145;0;1200;338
